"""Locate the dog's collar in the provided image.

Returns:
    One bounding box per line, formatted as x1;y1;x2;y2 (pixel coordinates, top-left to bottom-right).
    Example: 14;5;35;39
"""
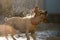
30;18;37;25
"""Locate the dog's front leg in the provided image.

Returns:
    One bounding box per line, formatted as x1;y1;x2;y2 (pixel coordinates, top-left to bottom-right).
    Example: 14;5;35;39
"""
26;30;30;40
31;32;36;40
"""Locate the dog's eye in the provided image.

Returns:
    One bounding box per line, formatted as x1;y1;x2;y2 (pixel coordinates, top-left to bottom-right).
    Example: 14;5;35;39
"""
45;11;47;13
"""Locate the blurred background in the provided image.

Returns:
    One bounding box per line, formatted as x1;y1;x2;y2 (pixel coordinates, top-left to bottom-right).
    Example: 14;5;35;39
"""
0;0;60;23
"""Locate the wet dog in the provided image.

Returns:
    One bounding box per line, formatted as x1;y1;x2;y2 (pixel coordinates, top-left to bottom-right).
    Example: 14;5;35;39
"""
5;6;48;40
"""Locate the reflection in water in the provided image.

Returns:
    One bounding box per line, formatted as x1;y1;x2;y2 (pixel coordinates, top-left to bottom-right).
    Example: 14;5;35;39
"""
36;30;60;40
0;30;60;40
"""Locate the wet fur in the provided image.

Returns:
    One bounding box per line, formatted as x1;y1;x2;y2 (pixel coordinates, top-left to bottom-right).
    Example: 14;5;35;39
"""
4;6;48;40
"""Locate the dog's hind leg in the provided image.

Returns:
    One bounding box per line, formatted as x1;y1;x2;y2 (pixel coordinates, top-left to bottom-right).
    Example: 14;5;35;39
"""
6;35;8;40
5;31;9;40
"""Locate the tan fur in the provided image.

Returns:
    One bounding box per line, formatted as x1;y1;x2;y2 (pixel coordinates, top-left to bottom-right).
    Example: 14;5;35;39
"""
4;6;48;40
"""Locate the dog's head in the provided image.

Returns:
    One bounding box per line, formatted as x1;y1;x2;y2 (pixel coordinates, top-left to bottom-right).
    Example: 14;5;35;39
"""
39;10;48;18
39;10;48;23
34;6;48;23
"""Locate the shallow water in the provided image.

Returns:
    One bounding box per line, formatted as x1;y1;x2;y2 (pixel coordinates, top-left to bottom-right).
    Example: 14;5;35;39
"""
0;30;60;40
